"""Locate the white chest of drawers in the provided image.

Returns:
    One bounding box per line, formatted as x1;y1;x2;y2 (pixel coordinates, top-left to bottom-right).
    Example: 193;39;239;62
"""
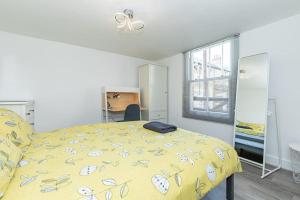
0;101;35;129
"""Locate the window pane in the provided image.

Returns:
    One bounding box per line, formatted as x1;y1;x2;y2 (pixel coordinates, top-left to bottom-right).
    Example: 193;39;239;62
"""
192;100;206;111
207;66;223;78
208;100;229;113
191;50;204;80
207;44;222;78
191;82;206;111
208;79;229;98
207;42;232;78
223;42;231;71
208;44;222;67
191;82;205;98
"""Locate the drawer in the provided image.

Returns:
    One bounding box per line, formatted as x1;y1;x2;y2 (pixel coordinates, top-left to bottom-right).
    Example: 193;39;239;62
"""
25;107;35;127
149;110;167;120
0;101;35;128
25;106;35;114
26;114;34;124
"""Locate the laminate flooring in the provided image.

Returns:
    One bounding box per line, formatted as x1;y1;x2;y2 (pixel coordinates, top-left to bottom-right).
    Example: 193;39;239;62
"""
204;163;300;200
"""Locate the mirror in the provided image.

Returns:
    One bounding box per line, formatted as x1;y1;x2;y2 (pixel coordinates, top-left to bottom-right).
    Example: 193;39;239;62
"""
234;53;270;165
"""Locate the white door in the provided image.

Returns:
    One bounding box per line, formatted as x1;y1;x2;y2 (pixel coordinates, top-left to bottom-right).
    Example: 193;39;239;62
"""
149;65;167;111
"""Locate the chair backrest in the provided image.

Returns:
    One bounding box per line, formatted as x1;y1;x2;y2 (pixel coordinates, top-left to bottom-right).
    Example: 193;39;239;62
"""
124;104;141;121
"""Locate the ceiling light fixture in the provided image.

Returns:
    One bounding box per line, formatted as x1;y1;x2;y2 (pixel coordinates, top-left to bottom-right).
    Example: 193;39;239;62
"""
114;9;144;32
239;69;252;79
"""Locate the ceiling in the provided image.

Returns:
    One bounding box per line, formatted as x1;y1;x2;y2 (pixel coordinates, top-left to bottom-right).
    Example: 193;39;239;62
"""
0;0;300;60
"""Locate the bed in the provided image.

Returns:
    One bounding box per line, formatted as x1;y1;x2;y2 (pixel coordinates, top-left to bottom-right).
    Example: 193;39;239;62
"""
235;121;265;137
235;132;264;156
235;121;265;158
1;112;241;200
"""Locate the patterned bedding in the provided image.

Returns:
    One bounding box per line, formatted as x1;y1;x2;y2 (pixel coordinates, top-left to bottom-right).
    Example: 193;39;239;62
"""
3;121;241;200
236;121;265;137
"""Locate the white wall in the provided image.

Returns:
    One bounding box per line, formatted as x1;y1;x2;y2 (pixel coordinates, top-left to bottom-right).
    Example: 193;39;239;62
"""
157;14;300;169
0;31;148;132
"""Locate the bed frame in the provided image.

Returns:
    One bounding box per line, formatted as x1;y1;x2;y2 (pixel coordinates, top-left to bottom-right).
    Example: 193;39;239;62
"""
226;174;234;200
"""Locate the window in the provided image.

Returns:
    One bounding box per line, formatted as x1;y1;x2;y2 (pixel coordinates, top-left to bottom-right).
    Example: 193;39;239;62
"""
183;36;239;124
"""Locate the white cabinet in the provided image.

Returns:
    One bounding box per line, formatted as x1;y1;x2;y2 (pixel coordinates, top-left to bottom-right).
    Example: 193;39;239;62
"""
0;101;35;129
139;64;168;122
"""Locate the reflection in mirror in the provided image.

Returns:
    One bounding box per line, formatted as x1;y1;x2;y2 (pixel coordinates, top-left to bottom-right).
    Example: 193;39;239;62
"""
234;53;269;165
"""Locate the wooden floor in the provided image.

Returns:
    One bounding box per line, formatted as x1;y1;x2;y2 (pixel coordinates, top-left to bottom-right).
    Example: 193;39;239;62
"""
204;163;300;200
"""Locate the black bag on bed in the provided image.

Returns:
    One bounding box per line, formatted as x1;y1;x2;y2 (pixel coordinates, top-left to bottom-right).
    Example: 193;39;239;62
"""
143;121;177;133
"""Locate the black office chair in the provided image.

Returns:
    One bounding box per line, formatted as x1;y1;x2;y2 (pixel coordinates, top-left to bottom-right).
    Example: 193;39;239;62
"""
122;104;141;122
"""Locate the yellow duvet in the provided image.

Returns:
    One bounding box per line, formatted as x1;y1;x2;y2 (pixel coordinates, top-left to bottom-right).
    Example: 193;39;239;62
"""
3;121;241;200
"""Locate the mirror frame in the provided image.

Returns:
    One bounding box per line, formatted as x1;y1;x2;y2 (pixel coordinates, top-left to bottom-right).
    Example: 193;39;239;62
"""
233;52;270;170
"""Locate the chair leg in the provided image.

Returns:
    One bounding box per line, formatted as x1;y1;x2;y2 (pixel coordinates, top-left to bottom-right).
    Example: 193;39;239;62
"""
226;174;234;200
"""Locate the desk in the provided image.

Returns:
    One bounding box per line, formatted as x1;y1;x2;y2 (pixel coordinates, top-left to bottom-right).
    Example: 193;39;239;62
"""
102;87;142;122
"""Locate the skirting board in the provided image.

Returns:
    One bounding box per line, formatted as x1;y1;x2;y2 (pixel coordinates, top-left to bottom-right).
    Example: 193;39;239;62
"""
266;154;291;171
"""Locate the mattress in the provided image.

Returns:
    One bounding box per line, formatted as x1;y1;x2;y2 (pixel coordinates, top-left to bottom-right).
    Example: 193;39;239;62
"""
3;121;241;200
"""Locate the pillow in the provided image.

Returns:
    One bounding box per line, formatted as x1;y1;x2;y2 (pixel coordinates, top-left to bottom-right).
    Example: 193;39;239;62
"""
0;136;23;199
0;108;33;148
